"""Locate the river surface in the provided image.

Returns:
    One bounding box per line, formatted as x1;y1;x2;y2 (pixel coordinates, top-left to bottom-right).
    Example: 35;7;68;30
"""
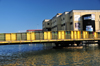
0;43;100;66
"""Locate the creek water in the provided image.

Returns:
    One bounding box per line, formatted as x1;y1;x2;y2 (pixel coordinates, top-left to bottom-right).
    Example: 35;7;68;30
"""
0;43;100;66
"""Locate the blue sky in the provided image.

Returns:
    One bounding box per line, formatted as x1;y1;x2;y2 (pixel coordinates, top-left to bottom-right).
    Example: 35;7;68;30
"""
0;0;100;33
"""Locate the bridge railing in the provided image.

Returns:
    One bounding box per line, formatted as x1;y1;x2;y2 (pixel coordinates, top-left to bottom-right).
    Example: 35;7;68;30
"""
0;31;100;42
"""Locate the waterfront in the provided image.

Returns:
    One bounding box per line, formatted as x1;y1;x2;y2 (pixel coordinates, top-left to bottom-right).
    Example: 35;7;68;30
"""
0;43;100;66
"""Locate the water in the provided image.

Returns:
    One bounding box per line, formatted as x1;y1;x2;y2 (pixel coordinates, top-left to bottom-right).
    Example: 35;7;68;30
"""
0;43;100;66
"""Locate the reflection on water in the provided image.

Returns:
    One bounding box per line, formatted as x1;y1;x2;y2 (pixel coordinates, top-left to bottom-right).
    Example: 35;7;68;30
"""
0;43;100;66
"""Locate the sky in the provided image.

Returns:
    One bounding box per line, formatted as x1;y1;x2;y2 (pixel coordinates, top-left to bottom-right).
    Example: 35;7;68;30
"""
0;0;100;33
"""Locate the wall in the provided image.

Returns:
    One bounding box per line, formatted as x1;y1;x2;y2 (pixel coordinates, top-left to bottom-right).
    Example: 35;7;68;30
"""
73;11;100;32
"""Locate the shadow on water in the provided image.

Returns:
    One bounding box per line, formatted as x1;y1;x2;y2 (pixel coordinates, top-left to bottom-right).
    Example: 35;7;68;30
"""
1;43;100;66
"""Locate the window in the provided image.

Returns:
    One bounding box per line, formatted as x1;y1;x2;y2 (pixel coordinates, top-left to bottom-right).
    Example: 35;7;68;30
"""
70;16;72;19
70;22;73;25
47;23;49;25
63;18;65;20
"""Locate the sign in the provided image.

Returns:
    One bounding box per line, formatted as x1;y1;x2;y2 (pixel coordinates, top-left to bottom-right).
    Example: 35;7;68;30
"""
75;23;80;29
74;15;80;21
86;25;93;31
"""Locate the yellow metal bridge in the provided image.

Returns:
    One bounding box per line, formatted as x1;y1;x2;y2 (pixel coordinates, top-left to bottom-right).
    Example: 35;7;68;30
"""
0;30;100;45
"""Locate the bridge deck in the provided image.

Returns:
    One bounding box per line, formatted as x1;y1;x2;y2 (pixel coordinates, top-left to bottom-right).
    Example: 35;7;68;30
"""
0;31;100;45
0;38;100;45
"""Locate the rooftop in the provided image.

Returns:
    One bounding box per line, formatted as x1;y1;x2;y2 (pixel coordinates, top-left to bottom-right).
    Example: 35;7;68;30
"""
72;10;100;12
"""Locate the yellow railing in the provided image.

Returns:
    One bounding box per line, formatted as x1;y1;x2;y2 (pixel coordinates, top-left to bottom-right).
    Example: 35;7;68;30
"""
0;30;100;42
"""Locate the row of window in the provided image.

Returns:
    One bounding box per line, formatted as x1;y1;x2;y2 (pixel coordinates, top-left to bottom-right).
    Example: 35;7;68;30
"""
52;20;56;24
61;16;72;21
43;23;50;26
43;15;100;26
52;25;57;29
61;15;100;21
43;22;77;27
47;23;49;25
54;15;100;22
61;18;65;21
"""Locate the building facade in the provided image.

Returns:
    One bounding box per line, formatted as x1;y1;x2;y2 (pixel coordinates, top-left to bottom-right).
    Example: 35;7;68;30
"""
51;13;62;31
42;10;100;32
60;12;69;30
42;19;51;31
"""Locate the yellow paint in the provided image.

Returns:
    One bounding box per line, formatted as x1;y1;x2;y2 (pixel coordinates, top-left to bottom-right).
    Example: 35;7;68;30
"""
94;32;97;38
1;31;100;45
71;31;73;39
58;31;65;39
44;32;48;40
11;33;16;41
62;31;65;39
5;34;11;41
31;32;35;40
77;31;79;39
83;31;88;39
27;33;31;40
77;31;81;39
47;31;51;40
85;31;88;39
58;31;62;39
73;31;77;39
83;31;85;39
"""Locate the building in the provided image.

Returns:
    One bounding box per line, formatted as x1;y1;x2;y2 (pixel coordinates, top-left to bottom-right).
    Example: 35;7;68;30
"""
42;19;51;31
60;12;69;30
42;10;100;32
27;29;42;32
51;13;62;31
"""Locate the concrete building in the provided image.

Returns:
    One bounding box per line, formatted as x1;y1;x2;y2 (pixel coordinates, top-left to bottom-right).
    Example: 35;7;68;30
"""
51;13;62;31
70;10;100;32
42;19;51;31
42;10;100;32
60;12;69;30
